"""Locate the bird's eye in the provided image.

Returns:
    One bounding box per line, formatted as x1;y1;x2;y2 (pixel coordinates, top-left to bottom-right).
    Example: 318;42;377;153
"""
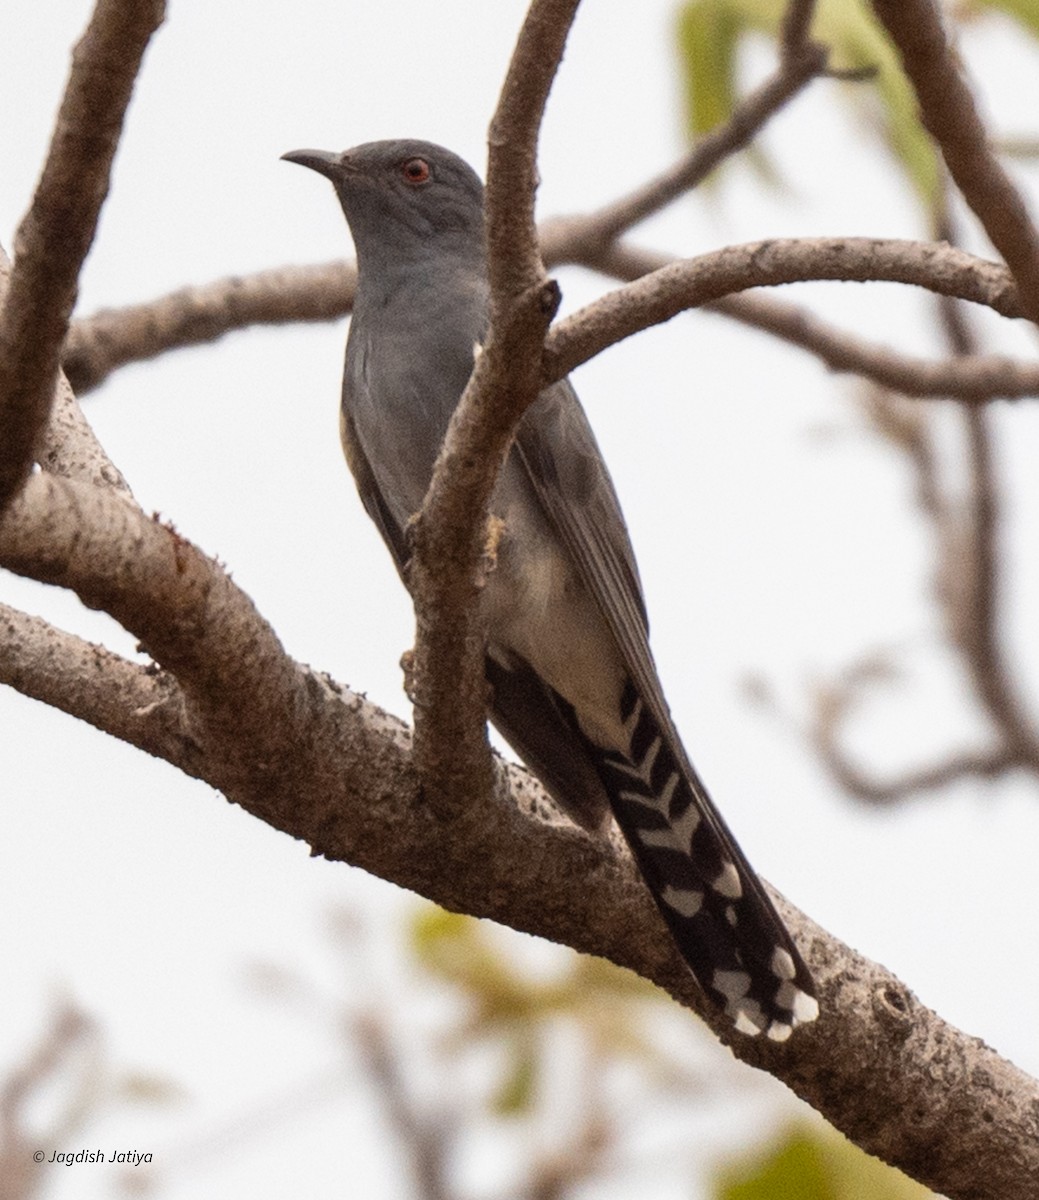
401;157;431;185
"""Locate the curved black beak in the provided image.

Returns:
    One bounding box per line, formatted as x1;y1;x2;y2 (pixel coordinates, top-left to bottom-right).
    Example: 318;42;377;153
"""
281;148;341;180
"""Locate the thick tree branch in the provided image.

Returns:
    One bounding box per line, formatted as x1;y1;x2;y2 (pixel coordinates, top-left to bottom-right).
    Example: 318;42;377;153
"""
871;0;1039;324
407;0;579;815
0;473;307;806
39;372;133;495
0;580;1034;1197
1;464;1036;1196
0;603;195;769
0;0;164;512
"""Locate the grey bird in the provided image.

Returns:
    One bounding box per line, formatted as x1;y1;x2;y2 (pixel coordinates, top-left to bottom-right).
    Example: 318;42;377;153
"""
283;139;818;1039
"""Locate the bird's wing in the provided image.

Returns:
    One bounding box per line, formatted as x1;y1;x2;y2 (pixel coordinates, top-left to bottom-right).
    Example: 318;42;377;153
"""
512;379;667;726
513;379;817;1039
339;404;410;579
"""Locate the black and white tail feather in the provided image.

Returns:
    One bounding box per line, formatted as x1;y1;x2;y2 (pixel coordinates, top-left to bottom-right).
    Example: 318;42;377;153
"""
595;682;817;1041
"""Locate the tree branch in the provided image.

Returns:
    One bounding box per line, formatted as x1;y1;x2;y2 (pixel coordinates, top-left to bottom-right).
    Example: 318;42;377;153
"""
711;291;1039;400
543;237;1021;383
1;467;1036;1197
0;473;306;806
0;0;165;512
1;583;1034;1197
64;243;1039;401
871;0;1039;324
407;0;579;815
540;7;829;259
63;261;356;394
0;247;132;496
0;602;196;768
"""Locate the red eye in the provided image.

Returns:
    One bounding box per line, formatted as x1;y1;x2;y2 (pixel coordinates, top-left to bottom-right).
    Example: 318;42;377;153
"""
401;157;431;184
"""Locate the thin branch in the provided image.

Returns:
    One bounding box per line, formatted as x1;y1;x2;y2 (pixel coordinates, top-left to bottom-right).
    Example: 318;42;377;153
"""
811;659;1020;804
485;0;582;305
814;203;1039;803
871;0;1039;324
63;261;356;394
543;236;1022;382
780;0;818;53
711;291;1039;399
353;1014;454;1200
540;14;828;258
0;246;131;496
0;1004;97;1200
407;0;579;815
0;0;165;512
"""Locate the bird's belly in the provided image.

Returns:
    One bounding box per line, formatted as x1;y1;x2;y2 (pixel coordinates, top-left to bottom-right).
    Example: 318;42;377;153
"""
483;517;628;754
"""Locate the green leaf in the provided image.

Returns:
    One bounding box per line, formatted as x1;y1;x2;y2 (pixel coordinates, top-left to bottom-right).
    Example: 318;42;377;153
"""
972;0;1039;39
673;0;941;208
492;1033;538;1115
676;0;742;137
713;1125;937;1200
716;1130;832;1200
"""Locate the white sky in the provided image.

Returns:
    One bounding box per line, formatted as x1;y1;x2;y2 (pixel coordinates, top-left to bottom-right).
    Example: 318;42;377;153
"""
2;2;1039;1197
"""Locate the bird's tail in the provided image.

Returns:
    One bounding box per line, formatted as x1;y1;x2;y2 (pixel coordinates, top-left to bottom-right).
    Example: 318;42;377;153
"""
594;682;818;1040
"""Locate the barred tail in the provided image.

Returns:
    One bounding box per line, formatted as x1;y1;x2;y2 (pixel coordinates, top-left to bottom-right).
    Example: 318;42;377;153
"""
595;682;818;1040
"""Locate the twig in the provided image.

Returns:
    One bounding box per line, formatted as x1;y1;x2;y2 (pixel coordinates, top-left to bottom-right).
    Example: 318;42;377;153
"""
0;0;165;512
0;1005;97;1200
353;1014;454;1200
711;291;1039;400
871;0;1039;324
809;204;1039;799
780;0;818;54
811;660;1019;804
540;18;828;257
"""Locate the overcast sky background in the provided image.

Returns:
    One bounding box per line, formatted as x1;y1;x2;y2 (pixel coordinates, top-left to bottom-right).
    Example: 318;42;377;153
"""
3;2;1039;1197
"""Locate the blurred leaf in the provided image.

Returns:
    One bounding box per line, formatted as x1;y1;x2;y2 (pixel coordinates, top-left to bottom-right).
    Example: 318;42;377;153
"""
972;0;1039;39
714;1124;937;1200
492;1032;537;1115
408;906;690;1117
674;0;941;208
717;1129;831;1200
677;0;742;136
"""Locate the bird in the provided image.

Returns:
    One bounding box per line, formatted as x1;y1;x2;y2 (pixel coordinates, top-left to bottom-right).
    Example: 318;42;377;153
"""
282;138;818;1040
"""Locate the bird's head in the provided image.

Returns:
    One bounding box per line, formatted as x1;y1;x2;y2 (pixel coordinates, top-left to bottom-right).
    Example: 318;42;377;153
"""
282;139;486;271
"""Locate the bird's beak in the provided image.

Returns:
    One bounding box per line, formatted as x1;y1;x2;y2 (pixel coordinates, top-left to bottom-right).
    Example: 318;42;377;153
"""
281;148;342;180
